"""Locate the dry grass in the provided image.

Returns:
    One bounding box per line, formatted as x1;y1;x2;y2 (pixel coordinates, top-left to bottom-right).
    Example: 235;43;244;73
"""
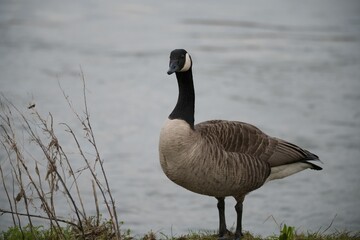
0;72;121;239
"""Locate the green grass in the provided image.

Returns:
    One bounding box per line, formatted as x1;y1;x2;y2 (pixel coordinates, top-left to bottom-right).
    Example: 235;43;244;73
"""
145;227;359;240
1;224;358;240
0;225;72;240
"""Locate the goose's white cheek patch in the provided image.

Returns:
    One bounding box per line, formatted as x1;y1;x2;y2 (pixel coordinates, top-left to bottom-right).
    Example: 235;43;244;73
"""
180;53;192;72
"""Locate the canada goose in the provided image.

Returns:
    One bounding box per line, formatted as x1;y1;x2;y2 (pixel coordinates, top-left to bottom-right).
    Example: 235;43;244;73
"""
159;49;322;240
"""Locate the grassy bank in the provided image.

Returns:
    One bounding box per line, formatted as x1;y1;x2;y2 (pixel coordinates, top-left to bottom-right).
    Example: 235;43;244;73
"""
0;223;359;240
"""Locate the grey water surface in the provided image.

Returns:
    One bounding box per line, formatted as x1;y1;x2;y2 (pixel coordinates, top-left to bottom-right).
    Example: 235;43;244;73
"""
1;0;360;236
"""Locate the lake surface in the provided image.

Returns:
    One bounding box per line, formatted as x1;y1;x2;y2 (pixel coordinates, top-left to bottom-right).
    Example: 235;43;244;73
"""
1;0;360;237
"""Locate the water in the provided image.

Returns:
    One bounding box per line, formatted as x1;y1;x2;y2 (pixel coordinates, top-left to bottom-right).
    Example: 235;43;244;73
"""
1;0;360;236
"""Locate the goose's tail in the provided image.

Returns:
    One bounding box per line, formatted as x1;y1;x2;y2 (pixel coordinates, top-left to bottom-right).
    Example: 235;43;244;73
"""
266;149;322;182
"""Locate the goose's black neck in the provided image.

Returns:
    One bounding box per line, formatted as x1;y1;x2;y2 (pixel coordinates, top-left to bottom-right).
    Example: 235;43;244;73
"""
169;68;195;129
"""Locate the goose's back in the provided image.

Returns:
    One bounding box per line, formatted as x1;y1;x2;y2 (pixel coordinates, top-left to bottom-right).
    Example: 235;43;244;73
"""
195;120;320;168
195;120;275;160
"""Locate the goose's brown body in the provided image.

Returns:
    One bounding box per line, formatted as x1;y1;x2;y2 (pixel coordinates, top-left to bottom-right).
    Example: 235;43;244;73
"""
159;118;320;202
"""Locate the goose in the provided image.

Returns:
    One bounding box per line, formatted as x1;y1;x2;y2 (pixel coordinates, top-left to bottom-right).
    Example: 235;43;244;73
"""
158;49;322;240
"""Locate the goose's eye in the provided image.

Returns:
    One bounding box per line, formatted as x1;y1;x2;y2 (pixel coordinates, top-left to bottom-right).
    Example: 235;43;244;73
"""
181;54;185;58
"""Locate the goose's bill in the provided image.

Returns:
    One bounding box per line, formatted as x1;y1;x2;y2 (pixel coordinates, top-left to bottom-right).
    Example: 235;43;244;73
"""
167;60;180;75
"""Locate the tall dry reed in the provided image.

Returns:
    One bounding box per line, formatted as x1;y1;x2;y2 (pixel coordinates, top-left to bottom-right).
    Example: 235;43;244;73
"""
0;72;121;239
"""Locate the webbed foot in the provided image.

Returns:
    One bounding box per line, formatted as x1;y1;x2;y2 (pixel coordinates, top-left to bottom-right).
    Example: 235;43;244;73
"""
218;229;232;240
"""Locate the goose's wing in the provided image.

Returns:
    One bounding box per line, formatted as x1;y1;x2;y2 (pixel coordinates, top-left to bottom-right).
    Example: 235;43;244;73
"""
195;120;322;170
269;138;322;169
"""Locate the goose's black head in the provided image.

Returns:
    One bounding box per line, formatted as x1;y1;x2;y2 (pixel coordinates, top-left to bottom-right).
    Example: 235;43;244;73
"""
167;49;192;75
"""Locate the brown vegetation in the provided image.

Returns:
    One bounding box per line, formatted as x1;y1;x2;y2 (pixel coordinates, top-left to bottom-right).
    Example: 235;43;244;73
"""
0;73;121;239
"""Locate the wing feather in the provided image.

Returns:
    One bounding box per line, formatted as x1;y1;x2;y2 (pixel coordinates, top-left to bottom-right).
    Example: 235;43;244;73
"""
195;120;322;170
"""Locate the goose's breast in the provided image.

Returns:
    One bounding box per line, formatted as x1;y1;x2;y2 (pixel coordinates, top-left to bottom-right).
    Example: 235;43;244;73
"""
161;148;266;197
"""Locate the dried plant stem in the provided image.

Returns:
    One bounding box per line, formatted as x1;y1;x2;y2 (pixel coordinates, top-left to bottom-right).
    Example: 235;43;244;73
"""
79;68;120;239
58;68;121;239
62;124;115;229
33;110;87;222
2;125;65;236
1;118;36;238
38;112;88;222
3;98;85;237
0;208;78;227
0;165;17;226
92;179;100;226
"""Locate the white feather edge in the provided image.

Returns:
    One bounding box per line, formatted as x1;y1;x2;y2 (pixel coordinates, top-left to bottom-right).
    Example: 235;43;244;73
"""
265;162;312;183
180;53;192;72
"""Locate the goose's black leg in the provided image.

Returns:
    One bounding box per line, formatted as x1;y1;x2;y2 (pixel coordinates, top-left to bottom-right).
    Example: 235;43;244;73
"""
216;197;230;239
234;201;244;240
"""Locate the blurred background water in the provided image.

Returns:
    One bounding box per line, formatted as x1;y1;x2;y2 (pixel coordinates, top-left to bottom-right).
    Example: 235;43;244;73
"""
1;0;360;237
